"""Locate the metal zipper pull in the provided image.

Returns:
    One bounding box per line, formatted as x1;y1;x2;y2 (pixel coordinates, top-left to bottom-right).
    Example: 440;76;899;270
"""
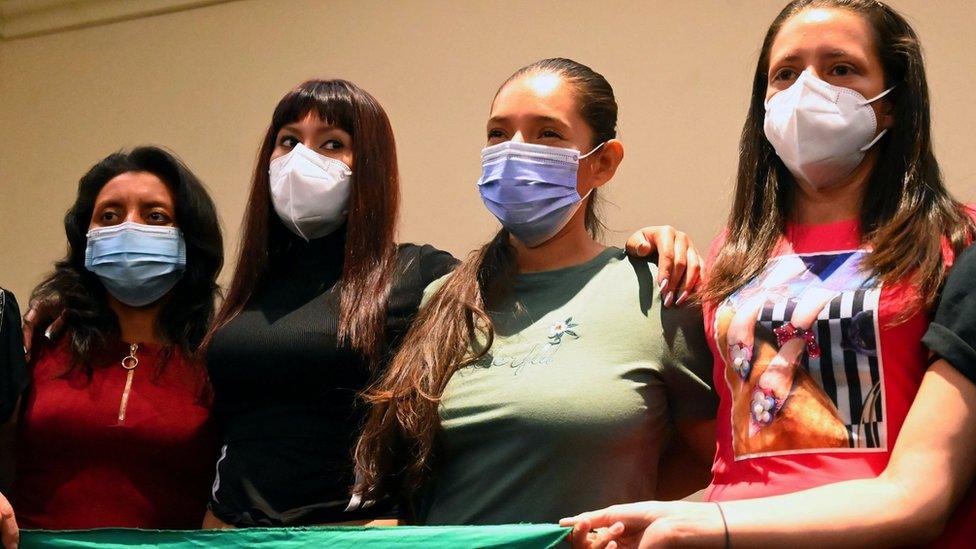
118;343;139;423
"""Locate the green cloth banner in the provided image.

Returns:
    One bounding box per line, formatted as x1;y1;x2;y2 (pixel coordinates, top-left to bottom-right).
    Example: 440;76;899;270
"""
22;524;570;548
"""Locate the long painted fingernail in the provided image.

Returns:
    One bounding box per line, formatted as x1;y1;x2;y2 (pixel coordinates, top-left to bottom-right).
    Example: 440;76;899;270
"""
659;278;669;294
665;291;674;307
44;325;54;339
676;290;689;306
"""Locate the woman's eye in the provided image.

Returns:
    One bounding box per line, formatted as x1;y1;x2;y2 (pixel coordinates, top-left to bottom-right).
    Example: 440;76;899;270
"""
279;135;298;148
322;139;344;151
487;128;506;140
772;68;797;82
830;64;855;77
147;211;171;224
540;129;563;139
100;211;118;222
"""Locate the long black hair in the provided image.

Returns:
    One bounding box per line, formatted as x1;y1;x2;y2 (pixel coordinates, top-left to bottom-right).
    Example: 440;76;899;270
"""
32;146;223;373
204;79;400;369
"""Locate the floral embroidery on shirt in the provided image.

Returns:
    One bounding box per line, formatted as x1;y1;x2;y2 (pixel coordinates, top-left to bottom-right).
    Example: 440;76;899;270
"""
548;317;579;345
471;316;582;375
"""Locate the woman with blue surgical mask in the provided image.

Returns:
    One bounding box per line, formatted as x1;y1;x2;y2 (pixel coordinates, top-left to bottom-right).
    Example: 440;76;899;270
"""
0;147;222;543
170;78;703;530
354;58;718;525
567;1;976;547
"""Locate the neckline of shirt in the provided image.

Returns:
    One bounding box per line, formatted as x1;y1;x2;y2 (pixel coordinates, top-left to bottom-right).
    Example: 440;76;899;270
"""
784;218;862;254
514;246;621;289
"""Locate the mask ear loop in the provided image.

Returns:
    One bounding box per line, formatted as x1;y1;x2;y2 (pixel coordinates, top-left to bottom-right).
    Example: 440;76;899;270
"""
858;86;896;152
861;86;895;105
579;141;607;159
576;141;608;198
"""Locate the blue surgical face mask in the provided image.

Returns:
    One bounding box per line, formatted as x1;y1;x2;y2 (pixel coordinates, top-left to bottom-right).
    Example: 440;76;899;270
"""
477;140;603;247
84;221;187;307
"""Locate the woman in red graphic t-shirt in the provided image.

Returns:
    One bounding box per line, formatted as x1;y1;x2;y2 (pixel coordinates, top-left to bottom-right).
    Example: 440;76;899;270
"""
0;147;222;548
564;1;976;547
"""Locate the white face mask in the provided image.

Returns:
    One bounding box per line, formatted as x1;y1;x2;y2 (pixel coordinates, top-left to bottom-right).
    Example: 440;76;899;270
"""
764;70;894;190
269;143;353;241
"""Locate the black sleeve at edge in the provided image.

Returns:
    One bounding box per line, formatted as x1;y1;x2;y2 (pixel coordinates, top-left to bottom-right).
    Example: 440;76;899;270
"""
923;244;976;388
0;289;29;422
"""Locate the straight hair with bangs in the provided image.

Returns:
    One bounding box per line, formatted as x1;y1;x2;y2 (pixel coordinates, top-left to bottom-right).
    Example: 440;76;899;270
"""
704;0;974;312
205;79;400;367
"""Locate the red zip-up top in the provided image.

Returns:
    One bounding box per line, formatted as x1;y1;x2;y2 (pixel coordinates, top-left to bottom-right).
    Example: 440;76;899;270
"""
13;336;217;529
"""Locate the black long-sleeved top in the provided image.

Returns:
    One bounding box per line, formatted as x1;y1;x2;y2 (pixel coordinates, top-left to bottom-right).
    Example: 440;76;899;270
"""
206;230;456;526
0;288;28;423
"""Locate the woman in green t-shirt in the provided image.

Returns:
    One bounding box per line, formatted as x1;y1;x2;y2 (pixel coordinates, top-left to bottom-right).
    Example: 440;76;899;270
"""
354;58;718;525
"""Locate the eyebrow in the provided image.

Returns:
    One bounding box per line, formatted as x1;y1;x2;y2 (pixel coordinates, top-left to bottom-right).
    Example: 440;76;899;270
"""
140;200;173;210
279;122;344;134
93;198;172;210
488;114;569;126
779;49;853;64
92;199;123;209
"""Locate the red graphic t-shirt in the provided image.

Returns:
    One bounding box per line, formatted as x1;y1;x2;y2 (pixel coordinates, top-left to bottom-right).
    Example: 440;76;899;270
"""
704;220;926;497
703;219;976;547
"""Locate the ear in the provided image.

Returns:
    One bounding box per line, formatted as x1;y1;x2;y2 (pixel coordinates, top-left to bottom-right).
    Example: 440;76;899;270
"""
582;139;624;191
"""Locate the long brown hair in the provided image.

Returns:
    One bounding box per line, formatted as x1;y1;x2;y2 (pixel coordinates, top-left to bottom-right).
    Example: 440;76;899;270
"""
354;58;617;500
705;0;973;310
204;80;399;367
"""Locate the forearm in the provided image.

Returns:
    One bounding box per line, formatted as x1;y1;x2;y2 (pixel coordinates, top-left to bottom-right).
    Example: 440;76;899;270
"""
719;473;947;548
718;362;976;548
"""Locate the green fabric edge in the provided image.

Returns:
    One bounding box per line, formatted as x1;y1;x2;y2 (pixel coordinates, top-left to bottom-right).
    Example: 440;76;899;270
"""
22;524;570;548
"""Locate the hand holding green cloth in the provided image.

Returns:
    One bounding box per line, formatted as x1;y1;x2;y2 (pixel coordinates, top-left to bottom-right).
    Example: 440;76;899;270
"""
21;524;570;548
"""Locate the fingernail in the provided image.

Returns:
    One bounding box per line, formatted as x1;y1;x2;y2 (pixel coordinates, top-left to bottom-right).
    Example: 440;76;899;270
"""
659;278;669;294
665;291;674;307
44;326;54;339
676;290;689;305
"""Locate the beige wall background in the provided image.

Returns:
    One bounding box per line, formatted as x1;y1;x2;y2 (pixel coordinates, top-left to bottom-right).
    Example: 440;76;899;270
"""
1;0;974;303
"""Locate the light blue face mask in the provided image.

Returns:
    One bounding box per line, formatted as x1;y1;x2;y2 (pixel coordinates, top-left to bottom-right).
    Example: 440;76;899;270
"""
477;140;603;247
84;221;187;307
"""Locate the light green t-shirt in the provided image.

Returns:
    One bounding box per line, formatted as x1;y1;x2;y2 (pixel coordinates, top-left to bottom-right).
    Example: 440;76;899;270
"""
416;247;716;525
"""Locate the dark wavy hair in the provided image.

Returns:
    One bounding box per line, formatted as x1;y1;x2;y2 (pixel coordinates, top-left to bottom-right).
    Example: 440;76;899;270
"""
204;79;400;368
354;58;617;501
704;0;974;312
31;146;223;373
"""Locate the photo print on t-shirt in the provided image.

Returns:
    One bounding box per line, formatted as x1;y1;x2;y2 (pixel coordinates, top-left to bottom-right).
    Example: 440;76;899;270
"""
714;250;886;460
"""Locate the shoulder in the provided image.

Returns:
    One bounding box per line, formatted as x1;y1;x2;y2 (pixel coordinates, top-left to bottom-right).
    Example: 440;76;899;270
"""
28;332;73;375
941;244;976;302
706;229;729;265
0;287;18;318
420;271;454;308
396;243;459;286
923;243;976;386
601;250;705;330
600;247;662;296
